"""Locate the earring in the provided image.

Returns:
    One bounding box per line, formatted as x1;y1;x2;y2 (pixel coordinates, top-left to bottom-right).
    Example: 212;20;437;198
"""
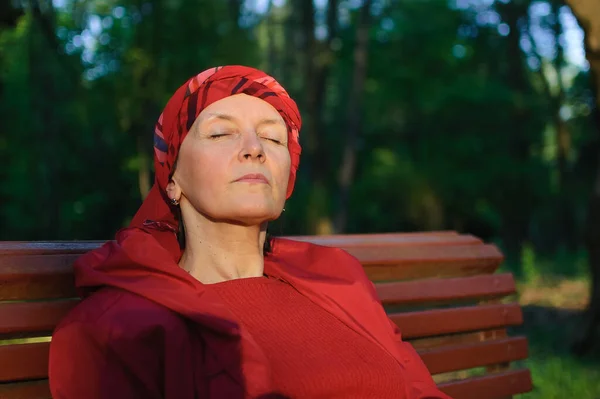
170;198;179;206
282;207;286;212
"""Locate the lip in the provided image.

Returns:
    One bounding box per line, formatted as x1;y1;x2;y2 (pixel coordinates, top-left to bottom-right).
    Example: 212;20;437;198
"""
234;173;270;184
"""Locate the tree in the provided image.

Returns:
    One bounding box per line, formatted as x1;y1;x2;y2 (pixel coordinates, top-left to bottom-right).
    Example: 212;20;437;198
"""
333;0;372;233
564;0;600;355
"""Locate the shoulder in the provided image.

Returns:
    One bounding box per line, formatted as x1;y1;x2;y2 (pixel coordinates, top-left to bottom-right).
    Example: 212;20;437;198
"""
54;287;188;341
270;237;372;286
272;236;360;262
49;288;186;398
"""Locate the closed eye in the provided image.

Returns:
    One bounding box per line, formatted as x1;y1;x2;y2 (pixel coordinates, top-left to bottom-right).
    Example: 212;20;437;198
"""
259;133;286;145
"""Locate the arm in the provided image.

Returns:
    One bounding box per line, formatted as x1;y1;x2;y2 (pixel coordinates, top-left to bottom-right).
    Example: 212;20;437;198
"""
49;321;162;399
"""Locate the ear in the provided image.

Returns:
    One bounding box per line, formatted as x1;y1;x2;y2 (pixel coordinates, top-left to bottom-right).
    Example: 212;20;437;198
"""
166;178;182;203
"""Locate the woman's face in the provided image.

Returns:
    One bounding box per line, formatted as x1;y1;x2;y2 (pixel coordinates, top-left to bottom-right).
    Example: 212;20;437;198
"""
170;93;291;226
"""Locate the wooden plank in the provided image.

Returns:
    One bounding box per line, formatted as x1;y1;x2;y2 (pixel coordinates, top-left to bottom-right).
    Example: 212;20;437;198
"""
0;370;533;399
288;233;482;247
355;244;504;281
391;303;523;339
0;242;104;256
409;331;488;350
0;343;49;382
0;380;51;399
0;255;78;301
0;334;530;387
0;301;77;337
375;273;516;305
409;329;509;351
417;337;529;374
438;369;533;399
0;232;464;255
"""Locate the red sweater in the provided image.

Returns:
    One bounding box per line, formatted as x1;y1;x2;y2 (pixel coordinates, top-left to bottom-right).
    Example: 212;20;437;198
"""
210;276;405;398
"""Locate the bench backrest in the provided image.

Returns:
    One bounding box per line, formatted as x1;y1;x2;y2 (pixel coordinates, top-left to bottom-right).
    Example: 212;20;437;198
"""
0;231;532;399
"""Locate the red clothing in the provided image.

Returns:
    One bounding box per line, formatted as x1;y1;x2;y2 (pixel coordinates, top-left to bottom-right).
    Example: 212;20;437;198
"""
49;230;452;399
210;276;405;398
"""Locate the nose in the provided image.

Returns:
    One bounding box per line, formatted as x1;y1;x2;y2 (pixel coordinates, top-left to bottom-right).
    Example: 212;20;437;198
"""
239;131;265;162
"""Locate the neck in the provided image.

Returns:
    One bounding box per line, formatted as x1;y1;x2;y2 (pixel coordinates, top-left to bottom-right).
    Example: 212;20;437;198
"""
178;210;267;284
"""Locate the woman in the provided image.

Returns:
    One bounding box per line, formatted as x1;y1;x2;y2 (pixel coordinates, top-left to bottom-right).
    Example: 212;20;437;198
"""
49;65;451;399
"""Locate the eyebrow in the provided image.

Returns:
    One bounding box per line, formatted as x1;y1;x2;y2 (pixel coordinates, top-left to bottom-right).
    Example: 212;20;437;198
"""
205;112;286;127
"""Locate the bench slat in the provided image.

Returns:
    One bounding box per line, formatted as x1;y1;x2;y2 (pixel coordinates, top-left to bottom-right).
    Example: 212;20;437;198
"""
0;380;50;399
438;368;533;398
0;370;537;399
376;273;516;305
418;336;528;374
392;303;523;339
0;302;521;341
355;244;503;281
410;331;489;350
0;337;530;385
288;233;482;247
0;255;78;301
0;301;77;337
0;242;103;256
0;343;49;382
0;232;466;255
0;244;503;301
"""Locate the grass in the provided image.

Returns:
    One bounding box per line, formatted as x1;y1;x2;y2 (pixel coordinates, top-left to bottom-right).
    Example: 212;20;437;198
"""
516;305;600;399
505;247;600;398
515;300;600;399
523;345;600;398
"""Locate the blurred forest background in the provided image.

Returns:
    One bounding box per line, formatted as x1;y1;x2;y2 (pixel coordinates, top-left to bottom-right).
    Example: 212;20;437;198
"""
1;0;600;397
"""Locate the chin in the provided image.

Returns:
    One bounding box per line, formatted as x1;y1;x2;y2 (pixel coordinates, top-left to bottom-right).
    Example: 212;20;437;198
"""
225;203;282;225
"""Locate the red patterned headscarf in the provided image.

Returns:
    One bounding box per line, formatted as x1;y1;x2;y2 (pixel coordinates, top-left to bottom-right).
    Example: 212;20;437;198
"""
128;65;302;260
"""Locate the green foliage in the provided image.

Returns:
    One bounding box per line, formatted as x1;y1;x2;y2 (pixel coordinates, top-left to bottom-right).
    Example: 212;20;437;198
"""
501;246;589;282
522;242;540;283
0;0;596;261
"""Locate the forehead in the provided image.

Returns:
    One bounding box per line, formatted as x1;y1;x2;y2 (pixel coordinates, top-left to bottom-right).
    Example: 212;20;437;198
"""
199;93;284;121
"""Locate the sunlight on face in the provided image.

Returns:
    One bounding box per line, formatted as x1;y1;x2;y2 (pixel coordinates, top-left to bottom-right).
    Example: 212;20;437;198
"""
173;94;291;226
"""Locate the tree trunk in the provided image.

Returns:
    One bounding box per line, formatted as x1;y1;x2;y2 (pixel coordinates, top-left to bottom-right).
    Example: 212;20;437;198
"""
265;0;277;74
30;0;79;83
296;0;340;234
137;134;152;199
564;0;600;355
297;0;317;182
495;0;536;257
529;1;576;250
551;1;577;250
0;1;24;96
333;0;372;233
28;1;61;237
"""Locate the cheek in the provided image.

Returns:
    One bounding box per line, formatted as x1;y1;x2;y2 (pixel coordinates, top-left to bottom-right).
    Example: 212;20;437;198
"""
178;146;225;196
271;149;291;190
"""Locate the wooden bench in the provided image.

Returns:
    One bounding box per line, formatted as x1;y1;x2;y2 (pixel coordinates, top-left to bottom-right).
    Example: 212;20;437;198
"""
0;231;533;399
